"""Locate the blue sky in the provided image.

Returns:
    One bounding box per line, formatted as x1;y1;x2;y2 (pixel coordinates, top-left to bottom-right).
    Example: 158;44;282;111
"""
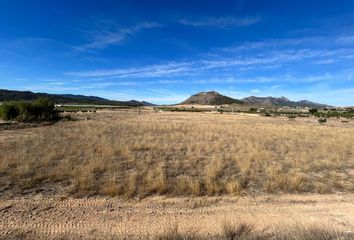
1;0;354;105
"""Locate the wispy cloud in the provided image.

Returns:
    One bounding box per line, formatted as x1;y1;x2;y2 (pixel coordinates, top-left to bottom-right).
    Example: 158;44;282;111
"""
67;48;354;79
335;36;354;45
158;80;185;84
18;85;80;92
81;88;189;104
219;35;354;53
4;37;73;58
315;59;339;64
184;67;354;85
76;21;162;51
178;16;261;28
66;62;193;78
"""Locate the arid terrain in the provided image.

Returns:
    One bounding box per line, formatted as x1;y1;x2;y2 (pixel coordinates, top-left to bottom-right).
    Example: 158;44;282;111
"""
1;110;354;239
1;194;354;239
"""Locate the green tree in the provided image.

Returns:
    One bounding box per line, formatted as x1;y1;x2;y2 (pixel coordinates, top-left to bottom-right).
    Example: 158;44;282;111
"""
0;98;58;122
309;108;318;115
0;103;19;121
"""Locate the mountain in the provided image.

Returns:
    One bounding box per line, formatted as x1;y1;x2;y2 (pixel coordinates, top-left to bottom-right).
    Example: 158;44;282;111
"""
180;91;330;108
0;89;154;106
296;100;330;108
242;96;293;107
181;91;244;105
242;96;330;108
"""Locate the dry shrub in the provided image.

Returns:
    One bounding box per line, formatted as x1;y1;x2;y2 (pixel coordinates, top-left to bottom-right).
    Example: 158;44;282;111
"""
271;224;354;240
175;176;202;195
101;176;120;197
221;222;253;240
143;164;168;196
157;224;200;240
156;222;353;240
225;181;242;195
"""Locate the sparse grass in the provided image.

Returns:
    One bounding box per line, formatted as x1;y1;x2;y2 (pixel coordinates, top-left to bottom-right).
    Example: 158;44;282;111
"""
1;222;353;240
0;111;354;197
156;222;354;240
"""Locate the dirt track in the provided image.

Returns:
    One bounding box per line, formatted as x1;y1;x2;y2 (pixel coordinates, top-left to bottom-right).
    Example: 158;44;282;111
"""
0;194;353;239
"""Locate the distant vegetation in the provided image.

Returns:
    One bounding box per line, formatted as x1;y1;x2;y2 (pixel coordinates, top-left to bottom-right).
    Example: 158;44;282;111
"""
0;98;58;122
314;109;354;119
157;106;354;121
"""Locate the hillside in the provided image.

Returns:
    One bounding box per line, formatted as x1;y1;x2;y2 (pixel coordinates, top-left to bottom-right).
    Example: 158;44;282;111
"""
0;89;154;106
242;96;330;108
181;91;244;105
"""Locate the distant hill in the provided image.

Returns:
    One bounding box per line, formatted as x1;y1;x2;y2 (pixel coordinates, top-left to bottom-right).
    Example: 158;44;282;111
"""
181;91;244;105
242;96;330;108
0;89;155;106
180;91;330;108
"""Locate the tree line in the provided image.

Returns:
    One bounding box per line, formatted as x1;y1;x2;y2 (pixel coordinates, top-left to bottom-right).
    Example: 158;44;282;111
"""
0;98;59;122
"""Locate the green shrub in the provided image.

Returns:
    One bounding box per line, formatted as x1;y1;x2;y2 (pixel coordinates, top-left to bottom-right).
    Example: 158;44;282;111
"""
309;108;318;114
0;98;58;122
318;118;327;124
0;103;19;121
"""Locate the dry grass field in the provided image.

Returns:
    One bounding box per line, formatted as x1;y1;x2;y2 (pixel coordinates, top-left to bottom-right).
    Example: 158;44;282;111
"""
0;110;354;198
1;110;354;239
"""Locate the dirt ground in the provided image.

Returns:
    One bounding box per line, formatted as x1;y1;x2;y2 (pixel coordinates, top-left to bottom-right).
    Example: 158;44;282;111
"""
0;194;353;239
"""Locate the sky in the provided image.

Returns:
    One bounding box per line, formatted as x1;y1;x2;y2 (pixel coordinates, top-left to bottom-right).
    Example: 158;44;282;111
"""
1;0;354;106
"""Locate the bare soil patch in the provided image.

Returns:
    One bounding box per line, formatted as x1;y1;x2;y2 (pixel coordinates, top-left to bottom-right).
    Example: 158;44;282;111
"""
0;194;353;239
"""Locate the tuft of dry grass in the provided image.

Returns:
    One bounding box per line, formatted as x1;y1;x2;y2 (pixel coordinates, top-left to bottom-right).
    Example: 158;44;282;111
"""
157;222;354;240
0;111;354;197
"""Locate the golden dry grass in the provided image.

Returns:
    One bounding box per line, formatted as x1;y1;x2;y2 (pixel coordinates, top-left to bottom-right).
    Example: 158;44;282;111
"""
158;222;354;240
0;110;353;197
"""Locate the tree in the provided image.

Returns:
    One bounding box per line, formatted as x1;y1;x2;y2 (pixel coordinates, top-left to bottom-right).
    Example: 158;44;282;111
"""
0;103;19;121
309;108;318;115
0;98;58;122
318;118;327;124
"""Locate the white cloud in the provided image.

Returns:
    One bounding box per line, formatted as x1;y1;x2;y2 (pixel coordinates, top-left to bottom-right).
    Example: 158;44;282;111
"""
178;16;261;28
158;80;185;84
76;21;162;51
250;89;260;93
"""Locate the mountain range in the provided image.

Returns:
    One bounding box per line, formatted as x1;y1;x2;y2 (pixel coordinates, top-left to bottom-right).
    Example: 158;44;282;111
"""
0;89;154;106
0;89;330;108
181;91;330;108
